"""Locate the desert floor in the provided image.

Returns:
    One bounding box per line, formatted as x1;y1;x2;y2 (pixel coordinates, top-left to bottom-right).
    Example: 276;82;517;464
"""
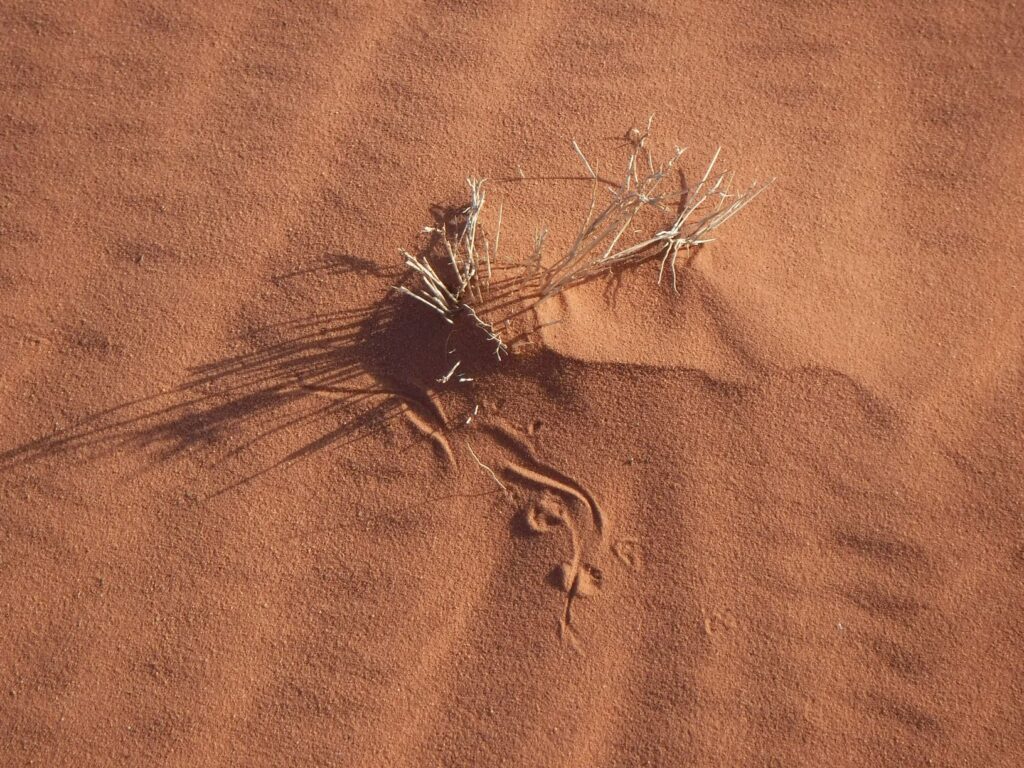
2;1;1023;766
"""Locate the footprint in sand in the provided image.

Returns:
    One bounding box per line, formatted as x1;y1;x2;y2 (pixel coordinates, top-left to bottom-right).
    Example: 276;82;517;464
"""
524;493;565;534
553;561;603;597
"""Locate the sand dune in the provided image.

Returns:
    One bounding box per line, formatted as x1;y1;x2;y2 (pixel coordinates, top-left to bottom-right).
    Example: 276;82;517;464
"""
2;1;1022;766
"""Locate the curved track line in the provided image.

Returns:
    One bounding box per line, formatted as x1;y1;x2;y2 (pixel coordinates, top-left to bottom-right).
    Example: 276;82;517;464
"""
403;407;455;467
482;422;606;534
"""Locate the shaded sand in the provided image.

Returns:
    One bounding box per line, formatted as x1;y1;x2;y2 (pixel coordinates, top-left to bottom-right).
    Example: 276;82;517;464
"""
2;1;1022;766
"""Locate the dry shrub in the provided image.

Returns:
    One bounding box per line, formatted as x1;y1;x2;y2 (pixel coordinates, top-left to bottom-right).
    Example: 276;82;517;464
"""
394;121;772;381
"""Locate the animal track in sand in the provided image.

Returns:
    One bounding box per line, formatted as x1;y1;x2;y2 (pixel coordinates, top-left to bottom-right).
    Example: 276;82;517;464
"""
524;494;564;534
481;421;607;534
504;462;605;536
397;402;611;646
520;486;600;645
294;371;457;467
402;407;455;467
463;421;609;646
612;538;642;570
554;561;603;598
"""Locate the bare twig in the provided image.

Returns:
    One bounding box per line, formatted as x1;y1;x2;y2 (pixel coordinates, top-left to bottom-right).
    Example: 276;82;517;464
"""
466;444;508;495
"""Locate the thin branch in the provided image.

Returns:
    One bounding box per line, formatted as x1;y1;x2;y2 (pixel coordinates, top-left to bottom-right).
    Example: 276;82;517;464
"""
466;444;508;495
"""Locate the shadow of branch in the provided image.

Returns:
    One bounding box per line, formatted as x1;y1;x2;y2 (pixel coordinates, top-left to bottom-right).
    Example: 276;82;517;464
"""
0;279;456;494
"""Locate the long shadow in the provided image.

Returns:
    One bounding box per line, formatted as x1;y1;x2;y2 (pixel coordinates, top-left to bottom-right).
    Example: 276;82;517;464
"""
0;186;529;489
0;259;463;494
1;176;758;495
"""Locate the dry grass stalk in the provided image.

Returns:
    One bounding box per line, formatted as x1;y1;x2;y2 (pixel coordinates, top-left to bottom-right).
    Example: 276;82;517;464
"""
394;177;510;362
542;121;773;296
394;123;772;373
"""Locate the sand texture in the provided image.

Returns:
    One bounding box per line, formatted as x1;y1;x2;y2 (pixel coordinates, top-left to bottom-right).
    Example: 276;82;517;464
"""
2;1;1023;766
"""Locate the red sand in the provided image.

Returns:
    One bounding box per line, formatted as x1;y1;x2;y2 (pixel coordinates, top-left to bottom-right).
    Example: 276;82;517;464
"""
2;1;1022;766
